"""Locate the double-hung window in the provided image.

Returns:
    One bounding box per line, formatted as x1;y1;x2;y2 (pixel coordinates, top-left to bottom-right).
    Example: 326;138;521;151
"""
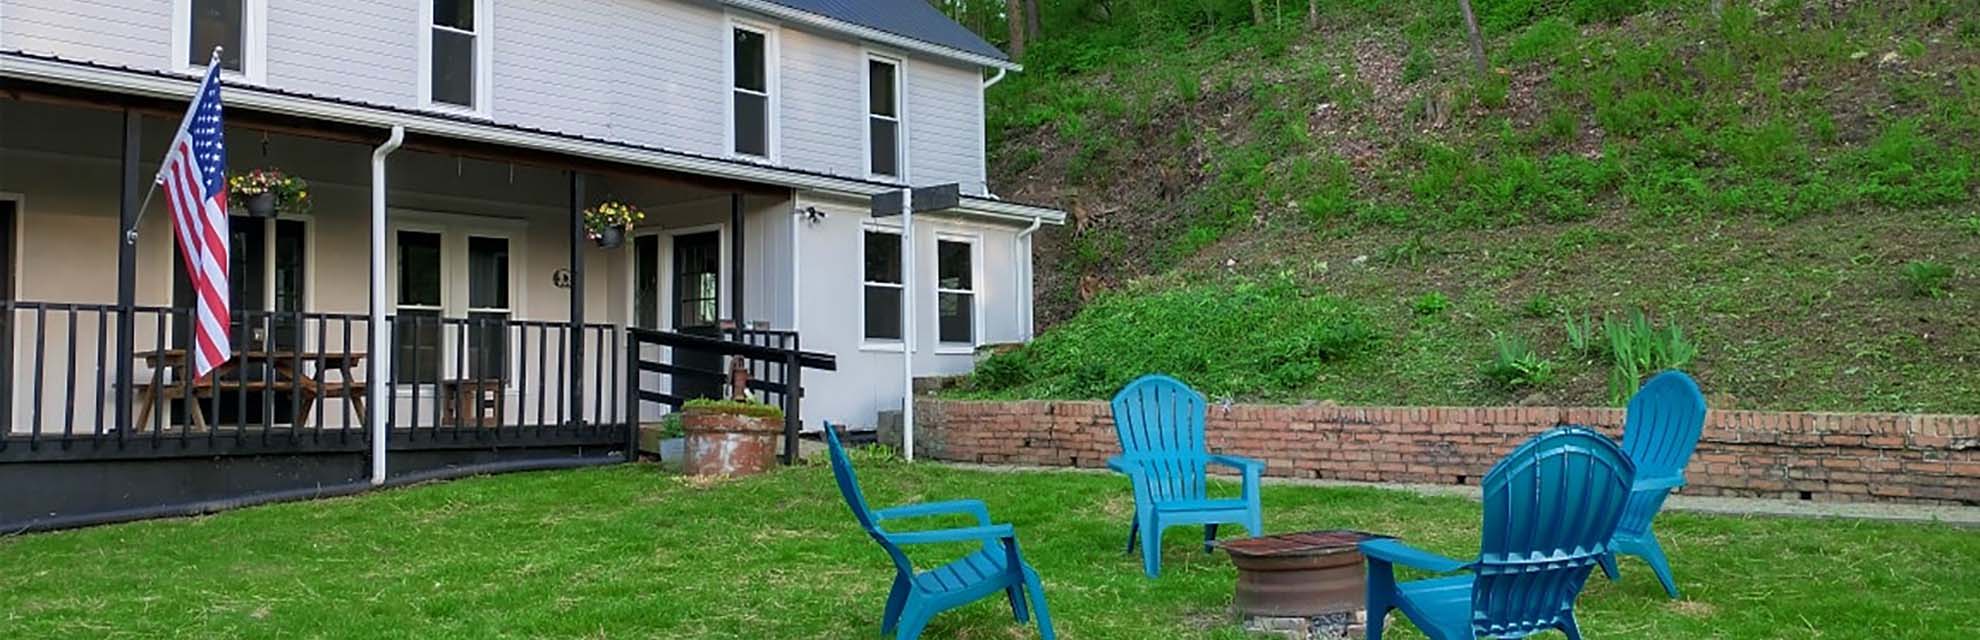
862;229;903;343
424;0;489;112
395;231;444;385
867;56;902;178
465;237;510;380
176;0;264;81
731;25;772;159
936;237;976;346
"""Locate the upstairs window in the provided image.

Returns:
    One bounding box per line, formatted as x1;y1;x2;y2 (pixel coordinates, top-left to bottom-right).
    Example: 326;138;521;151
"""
867;56;902;178
731;25;772;158
189;0;243;70
175;0;263;81
423;0;489;112
862;229;903;342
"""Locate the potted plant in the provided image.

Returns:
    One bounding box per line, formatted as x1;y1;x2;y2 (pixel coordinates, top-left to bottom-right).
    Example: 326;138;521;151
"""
228;168;310;217
679;398;784;476
583;200;644;249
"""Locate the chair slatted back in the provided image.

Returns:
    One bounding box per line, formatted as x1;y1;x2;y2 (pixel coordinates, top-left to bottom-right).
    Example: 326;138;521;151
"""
1617;370;1707;535
1109;375;1210;502
1471;427;1636;638
823;424;917;575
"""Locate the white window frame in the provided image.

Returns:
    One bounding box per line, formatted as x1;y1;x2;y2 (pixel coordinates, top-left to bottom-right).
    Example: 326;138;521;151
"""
932;231;982;354
724;17;780;162
417;0;495;117
387;212;526;393
858;222;906;352
862;51;907;181
171;0;268;84
462;234;513;381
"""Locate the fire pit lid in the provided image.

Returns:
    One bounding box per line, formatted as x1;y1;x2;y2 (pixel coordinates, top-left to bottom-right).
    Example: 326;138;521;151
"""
1216;530;1387;559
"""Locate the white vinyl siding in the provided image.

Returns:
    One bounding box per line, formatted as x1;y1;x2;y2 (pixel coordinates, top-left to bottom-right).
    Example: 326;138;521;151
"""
0;0;992;190
905;59;987;194
265;0;416;105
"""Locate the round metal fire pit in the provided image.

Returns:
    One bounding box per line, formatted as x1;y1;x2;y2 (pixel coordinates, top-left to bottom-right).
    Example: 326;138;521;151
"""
1217;530;1381;618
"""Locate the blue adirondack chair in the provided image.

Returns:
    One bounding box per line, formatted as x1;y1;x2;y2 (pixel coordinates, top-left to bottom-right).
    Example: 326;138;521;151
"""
822;424;1055;640
1107;374;1264;578
1598;370;1708;599
1361;427;1636;640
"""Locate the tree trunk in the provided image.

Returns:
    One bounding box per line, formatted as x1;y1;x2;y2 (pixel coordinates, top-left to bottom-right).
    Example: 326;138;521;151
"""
1457;0;1488;75
1025;0;1042;41
1308;0;1319;29
1252;0;1265;26
1006;0;1026;59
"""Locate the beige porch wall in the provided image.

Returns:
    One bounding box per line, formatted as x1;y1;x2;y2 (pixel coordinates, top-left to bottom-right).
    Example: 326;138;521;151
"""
0;99;795;433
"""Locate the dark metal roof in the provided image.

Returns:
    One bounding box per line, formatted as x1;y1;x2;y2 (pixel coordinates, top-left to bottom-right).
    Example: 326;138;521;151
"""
751;0;1009;61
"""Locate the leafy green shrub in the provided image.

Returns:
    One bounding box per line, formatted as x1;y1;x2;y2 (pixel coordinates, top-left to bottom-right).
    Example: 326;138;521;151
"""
657;412;685;438
1602;311;1698;404
1482;332;1556;389
1901;261;1955;299
963;278;1377;399
1412;292;1451;316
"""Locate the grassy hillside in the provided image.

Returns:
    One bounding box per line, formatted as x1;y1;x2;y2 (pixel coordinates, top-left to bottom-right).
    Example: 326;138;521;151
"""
971;0;1978;411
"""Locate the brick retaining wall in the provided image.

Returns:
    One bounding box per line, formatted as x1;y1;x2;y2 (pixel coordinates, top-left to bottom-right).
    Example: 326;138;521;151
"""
912;400;1978;506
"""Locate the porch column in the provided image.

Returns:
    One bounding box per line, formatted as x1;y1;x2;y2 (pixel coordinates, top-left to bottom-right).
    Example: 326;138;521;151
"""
568;171;585;426
730;192;744;327
114;109;140;441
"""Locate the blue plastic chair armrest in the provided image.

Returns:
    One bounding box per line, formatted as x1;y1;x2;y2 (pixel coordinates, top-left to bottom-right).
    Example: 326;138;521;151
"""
1359;538;1472;574
881;523;1016;546
1634;474;1686;492
874;499;992;526
1106;455;1139;474
1206;454;1264;472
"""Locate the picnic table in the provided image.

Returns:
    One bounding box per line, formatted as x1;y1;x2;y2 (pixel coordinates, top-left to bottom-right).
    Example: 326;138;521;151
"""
133;348;368;431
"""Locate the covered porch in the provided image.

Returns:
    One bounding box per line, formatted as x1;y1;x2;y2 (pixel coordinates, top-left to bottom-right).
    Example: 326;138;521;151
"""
0;77;823;529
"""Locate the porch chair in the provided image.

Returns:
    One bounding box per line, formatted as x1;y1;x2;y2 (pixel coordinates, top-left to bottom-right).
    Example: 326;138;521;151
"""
1598;370;1708;599
1361;426;1635;640
822;424;1055;640
1107;374;1264;578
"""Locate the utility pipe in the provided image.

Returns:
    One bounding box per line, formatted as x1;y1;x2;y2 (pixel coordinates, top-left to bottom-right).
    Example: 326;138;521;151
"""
900;187;916;461
1015;217;1043;341
368;125;404;486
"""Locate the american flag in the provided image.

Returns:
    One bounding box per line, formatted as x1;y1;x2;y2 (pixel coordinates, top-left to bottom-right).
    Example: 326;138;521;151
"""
158;59;232;381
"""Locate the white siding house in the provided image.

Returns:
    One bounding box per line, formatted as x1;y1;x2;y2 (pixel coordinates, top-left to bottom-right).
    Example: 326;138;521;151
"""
0;0;1063;436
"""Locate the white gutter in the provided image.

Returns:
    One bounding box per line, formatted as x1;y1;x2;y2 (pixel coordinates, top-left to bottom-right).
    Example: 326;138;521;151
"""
721;0;1021;71
1015;217;1043;341
368;125;403;486
982;67;1008;89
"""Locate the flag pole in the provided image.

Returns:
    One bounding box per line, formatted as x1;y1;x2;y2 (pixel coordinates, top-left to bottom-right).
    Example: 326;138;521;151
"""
125;46;223;245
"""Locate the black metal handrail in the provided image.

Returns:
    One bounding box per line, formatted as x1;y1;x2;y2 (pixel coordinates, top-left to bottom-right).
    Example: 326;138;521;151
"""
626;326;835;464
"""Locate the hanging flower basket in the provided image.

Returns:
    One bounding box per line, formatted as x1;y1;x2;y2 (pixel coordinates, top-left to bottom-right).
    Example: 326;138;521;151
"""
583;200;644;248
228;168;310;217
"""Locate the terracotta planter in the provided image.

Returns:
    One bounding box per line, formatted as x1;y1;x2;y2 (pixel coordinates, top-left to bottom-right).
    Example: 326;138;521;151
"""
681;409;780;476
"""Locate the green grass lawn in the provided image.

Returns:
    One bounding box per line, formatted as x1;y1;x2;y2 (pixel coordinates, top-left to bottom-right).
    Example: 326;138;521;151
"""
3;458;1975;638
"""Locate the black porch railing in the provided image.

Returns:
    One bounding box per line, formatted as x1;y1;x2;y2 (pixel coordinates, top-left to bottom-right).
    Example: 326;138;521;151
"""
627;326;835;464
0;303;631;461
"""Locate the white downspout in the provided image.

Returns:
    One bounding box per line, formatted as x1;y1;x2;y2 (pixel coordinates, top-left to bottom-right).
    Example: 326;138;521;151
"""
900;187;915;461
1015;217;1042;341
982;67;1009;89
790;206;802;332
368;125;404;486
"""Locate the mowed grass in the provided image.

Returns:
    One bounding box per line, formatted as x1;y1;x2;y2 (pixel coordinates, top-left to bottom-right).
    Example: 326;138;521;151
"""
2;459;1975;638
